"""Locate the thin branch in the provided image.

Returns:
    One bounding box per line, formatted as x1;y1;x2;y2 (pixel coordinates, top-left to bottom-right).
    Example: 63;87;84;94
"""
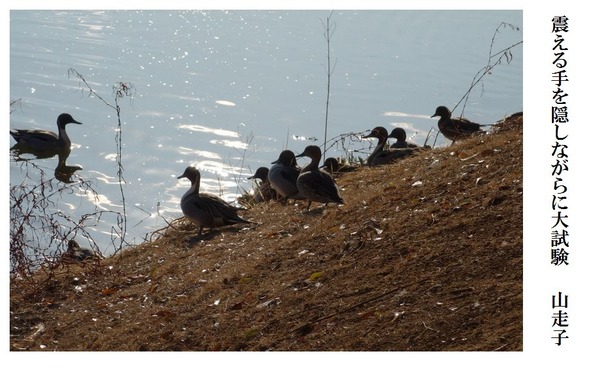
321;11;337;161
453;22;522;117
68;68;135;253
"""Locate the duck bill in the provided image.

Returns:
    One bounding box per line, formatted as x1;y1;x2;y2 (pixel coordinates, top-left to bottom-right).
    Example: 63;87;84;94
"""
362;129;378;139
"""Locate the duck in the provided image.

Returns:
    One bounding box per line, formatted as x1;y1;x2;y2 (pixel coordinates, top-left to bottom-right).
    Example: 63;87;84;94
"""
268;150;306;202
319;157;358;175
362;126;415;167
388;127;419;149
178;166;252;235
247;166;277;202
61;239;100;263
430;106;485;144
295;145;344;211
10;113;82;156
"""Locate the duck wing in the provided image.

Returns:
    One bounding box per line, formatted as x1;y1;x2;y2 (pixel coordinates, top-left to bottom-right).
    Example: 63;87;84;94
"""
10;129;59;143
299;171;344;204
451;117;483;133
278;167;300;182
195;194;251;225
371;147;414;166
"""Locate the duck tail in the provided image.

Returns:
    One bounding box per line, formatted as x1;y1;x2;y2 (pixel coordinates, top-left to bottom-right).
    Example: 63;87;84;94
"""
10;130;20;141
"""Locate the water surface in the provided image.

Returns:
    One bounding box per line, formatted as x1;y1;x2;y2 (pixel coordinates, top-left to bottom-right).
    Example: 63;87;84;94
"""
10;10;523;256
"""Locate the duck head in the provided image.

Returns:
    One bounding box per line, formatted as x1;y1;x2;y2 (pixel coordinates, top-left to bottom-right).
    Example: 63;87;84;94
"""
431;106;451;119
362;126;389;142
57;113;82;127
248;166;269;181
177;166;201;181
271;150;298;167
320;157;340;173
68;240;81;251
296;145;323;161
389;127;407;142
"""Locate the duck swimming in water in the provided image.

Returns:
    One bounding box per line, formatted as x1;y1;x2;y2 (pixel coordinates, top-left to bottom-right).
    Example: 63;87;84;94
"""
296;145;344;211
430;106;485;144
10;113;82;156
363;126;415;167
178;166;251;235
268;150;306;202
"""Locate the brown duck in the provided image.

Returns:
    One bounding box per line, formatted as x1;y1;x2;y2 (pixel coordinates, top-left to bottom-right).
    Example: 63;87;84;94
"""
267;150;306;202
296;145;344;211
10;113;82;157
319;157;358;175
388;127;419;149
430;106;485;144
178;166;251;235
248;166;277;202
363;126;414;167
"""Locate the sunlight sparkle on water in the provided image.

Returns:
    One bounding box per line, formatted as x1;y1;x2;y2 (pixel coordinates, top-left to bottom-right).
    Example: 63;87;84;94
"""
215;100;236;107
210;139;248;149
178;146;222;160
178;124;239;138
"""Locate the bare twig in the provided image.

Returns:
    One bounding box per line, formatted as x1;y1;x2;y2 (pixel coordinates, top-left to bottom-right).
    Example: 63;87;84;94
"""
320;11;337;161
454;22;522;116
68;68;135;253
322;131;369;165
10;98;22;114
9;159;114;286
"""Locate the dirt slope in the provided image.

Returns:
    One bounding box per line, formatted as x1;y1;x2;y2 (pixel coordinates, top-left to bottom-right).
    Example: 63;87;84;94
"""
10;115;523;351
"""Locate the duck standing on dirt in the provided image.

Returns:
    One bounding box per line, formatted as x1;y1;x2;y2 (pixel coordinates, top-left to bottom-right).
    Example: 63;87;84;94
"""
178;166;251;235
430;105;485;144
268;149;306;202
295;145;344;211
